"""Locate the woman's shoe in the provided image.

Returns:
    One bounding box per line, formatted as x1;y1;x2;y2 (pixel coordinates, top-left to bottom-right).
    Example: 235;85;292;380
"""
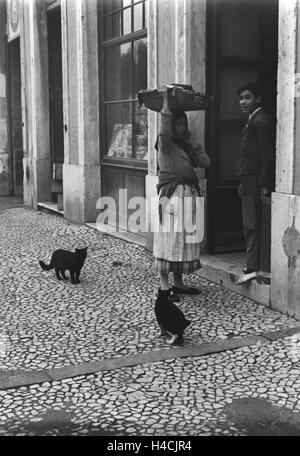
172;286;200;295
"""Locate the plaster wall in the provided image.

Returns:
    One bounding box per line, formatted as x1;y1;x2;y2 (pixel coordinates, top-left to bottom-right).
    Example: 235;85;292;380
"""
276;0;297;195
64;0;79;166
271;192;300;319
63;163;101;224
62;0;100;223
294;0;300;195
80;0;100;167
271;0;300;318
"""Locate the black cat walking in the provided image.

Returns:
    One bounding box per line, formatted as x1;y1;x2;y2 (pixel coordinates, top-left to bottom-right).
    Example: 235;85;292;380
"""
39;247;87;284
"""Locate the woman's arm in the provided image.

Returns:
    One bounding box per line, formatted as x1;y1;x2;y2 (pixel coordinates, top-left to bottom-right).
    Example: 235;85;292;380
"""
185;133;210;168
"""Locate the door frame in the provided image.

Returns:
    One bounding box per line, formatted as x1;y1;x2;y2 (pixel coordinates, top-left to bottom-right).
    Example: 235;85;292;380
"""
47;4;64;208
206;0;245;254
7;37;23;196
206;0;278;254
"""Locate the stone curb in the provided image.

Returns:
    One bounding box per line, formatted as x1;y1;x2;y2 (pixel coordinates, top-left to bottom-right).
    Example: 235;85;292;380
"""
86;222;147;248
1;329;299;391
261;326;300;341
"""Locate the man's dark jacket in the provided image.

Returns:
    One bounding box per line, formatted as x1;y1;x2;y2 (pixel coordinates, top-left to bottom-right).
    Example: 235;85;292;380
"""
236;109;275;189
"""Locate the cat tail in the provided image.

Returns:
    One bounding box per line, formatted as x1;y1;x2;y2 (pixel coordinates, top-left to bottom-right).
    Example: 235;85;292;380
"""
39;260;53;271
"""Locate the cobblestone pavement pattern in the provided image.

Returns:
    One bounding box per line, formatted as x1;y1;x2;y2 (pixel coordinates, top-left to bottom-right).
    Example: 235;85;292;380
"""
1;197;300;436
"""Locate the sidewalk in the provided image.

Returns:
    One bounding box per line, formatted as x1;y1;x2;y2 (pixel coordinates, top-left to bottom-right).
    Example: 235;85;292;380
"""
1;197;300;436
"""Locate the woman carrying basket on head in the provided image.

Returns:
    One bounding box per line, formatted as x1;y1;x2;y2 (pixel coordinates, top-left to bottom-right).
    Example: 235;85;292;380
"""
153;90;210;303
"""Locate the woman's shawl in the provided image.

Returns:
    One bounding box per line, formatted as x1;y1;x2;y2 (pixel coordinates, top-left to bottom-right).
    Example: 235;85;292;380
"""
157;168;200;199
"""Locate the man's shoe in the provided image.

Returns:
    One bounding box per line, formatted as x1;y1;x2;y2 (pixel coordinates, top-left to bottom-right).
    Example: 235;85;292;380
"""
236;269;258;285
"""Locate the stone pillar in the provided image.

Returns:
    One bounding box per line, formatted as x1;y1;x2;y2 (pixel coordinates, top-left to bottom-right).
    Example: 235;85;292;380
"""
271;0;300;319
145;0;159;250
0;1;10;195
21;0;51;208
145;0;207;251
185;0;208;251
61;0;101;224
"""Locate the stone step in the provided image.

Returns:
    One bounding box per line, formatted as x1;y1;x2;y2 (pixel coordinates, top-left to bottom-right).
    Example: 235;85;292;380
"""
37;202;64;216
196;254;270;307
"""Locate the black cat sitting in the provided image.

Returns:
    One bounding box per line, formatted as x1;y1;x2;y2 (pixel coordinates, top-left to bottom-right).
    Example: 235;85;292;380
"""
155;288;191;345
39;247;87;284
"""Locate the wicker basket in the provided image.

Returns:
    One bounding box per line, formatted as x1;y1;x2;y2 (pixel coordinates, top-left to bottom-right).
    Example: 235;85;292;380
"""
137;84;213;112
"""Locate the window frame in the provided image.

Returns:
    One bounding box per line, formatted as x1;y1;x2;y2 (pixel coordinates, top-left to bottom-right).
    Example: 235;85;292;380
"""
98;0;148;169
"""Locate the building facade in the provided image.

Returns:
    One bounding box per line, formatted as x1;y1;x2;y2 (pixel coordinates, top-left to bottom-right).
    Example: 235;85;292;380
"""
1;0;300;318
0;0;10;195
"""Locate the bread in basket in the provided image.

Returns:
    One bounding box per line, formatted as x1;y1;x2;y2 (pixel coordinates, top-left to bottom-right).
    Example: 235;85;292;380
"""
137;83;213;112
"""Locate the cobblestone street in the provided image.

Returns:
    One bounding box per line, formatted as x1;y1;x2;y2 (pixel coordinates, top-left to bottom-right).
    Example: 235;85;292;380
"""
1;197;300;436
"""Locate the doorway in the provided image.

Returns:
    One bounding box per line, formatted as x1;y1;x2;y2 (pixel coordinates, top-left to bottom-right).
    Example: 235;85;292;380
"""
206;0;278;253
47;6;64;210
8;38;23;196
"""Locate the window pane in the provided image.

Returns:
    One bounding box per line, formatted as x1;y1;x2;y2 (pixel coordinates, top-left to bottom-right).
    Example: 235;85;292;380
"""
123;0;132;7
135;102;148;160
134;38;147;93
106;103;133;158
133;2;143;31
123;7;132;35
105;43;132;101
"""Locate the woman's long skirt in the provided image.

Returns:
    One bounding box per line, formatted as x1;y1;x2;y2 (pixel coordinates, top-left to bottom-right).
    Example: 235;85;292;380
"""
153;184;202;274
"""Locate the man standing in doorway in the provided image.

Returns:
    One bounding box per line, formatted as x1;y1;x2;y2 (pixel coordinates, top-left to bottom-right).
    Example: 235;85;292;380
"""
236;82;276;285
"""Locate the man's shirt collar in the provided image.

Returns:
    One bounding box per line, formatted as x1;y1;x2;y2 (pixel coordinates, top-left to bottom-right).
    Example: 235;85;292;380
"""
248;107;262;121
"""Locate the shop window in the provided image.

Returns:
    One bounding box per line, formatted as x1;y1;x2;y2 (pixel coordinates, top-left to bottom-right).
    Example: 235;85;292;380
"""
100;0;148;162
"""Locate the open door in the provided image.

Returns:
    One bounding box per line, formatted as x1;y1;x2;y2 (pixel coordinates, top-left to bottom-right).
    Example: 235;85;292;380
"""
47;6;64;210
206;0;278;253
8;38;23;196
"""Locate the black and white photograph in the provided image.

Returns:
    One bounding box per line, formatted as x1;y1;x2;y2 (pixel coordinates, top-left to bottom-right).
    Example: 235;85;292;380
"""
0;0;300;442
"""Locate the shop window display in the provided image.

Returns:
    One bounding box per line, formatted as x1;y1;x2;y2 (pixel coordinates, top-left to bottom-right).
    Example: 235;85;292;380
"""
101;1;148;161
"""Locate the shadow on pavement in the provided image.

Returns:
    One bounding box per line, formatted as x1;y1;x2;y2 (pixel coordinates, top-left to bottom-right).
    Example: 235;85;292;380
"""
224;397;300;436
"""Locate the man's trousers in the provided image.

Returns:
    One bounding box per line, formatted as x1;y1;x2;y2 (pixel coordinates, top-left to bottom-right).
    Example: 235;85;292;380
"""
241;191;261;271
